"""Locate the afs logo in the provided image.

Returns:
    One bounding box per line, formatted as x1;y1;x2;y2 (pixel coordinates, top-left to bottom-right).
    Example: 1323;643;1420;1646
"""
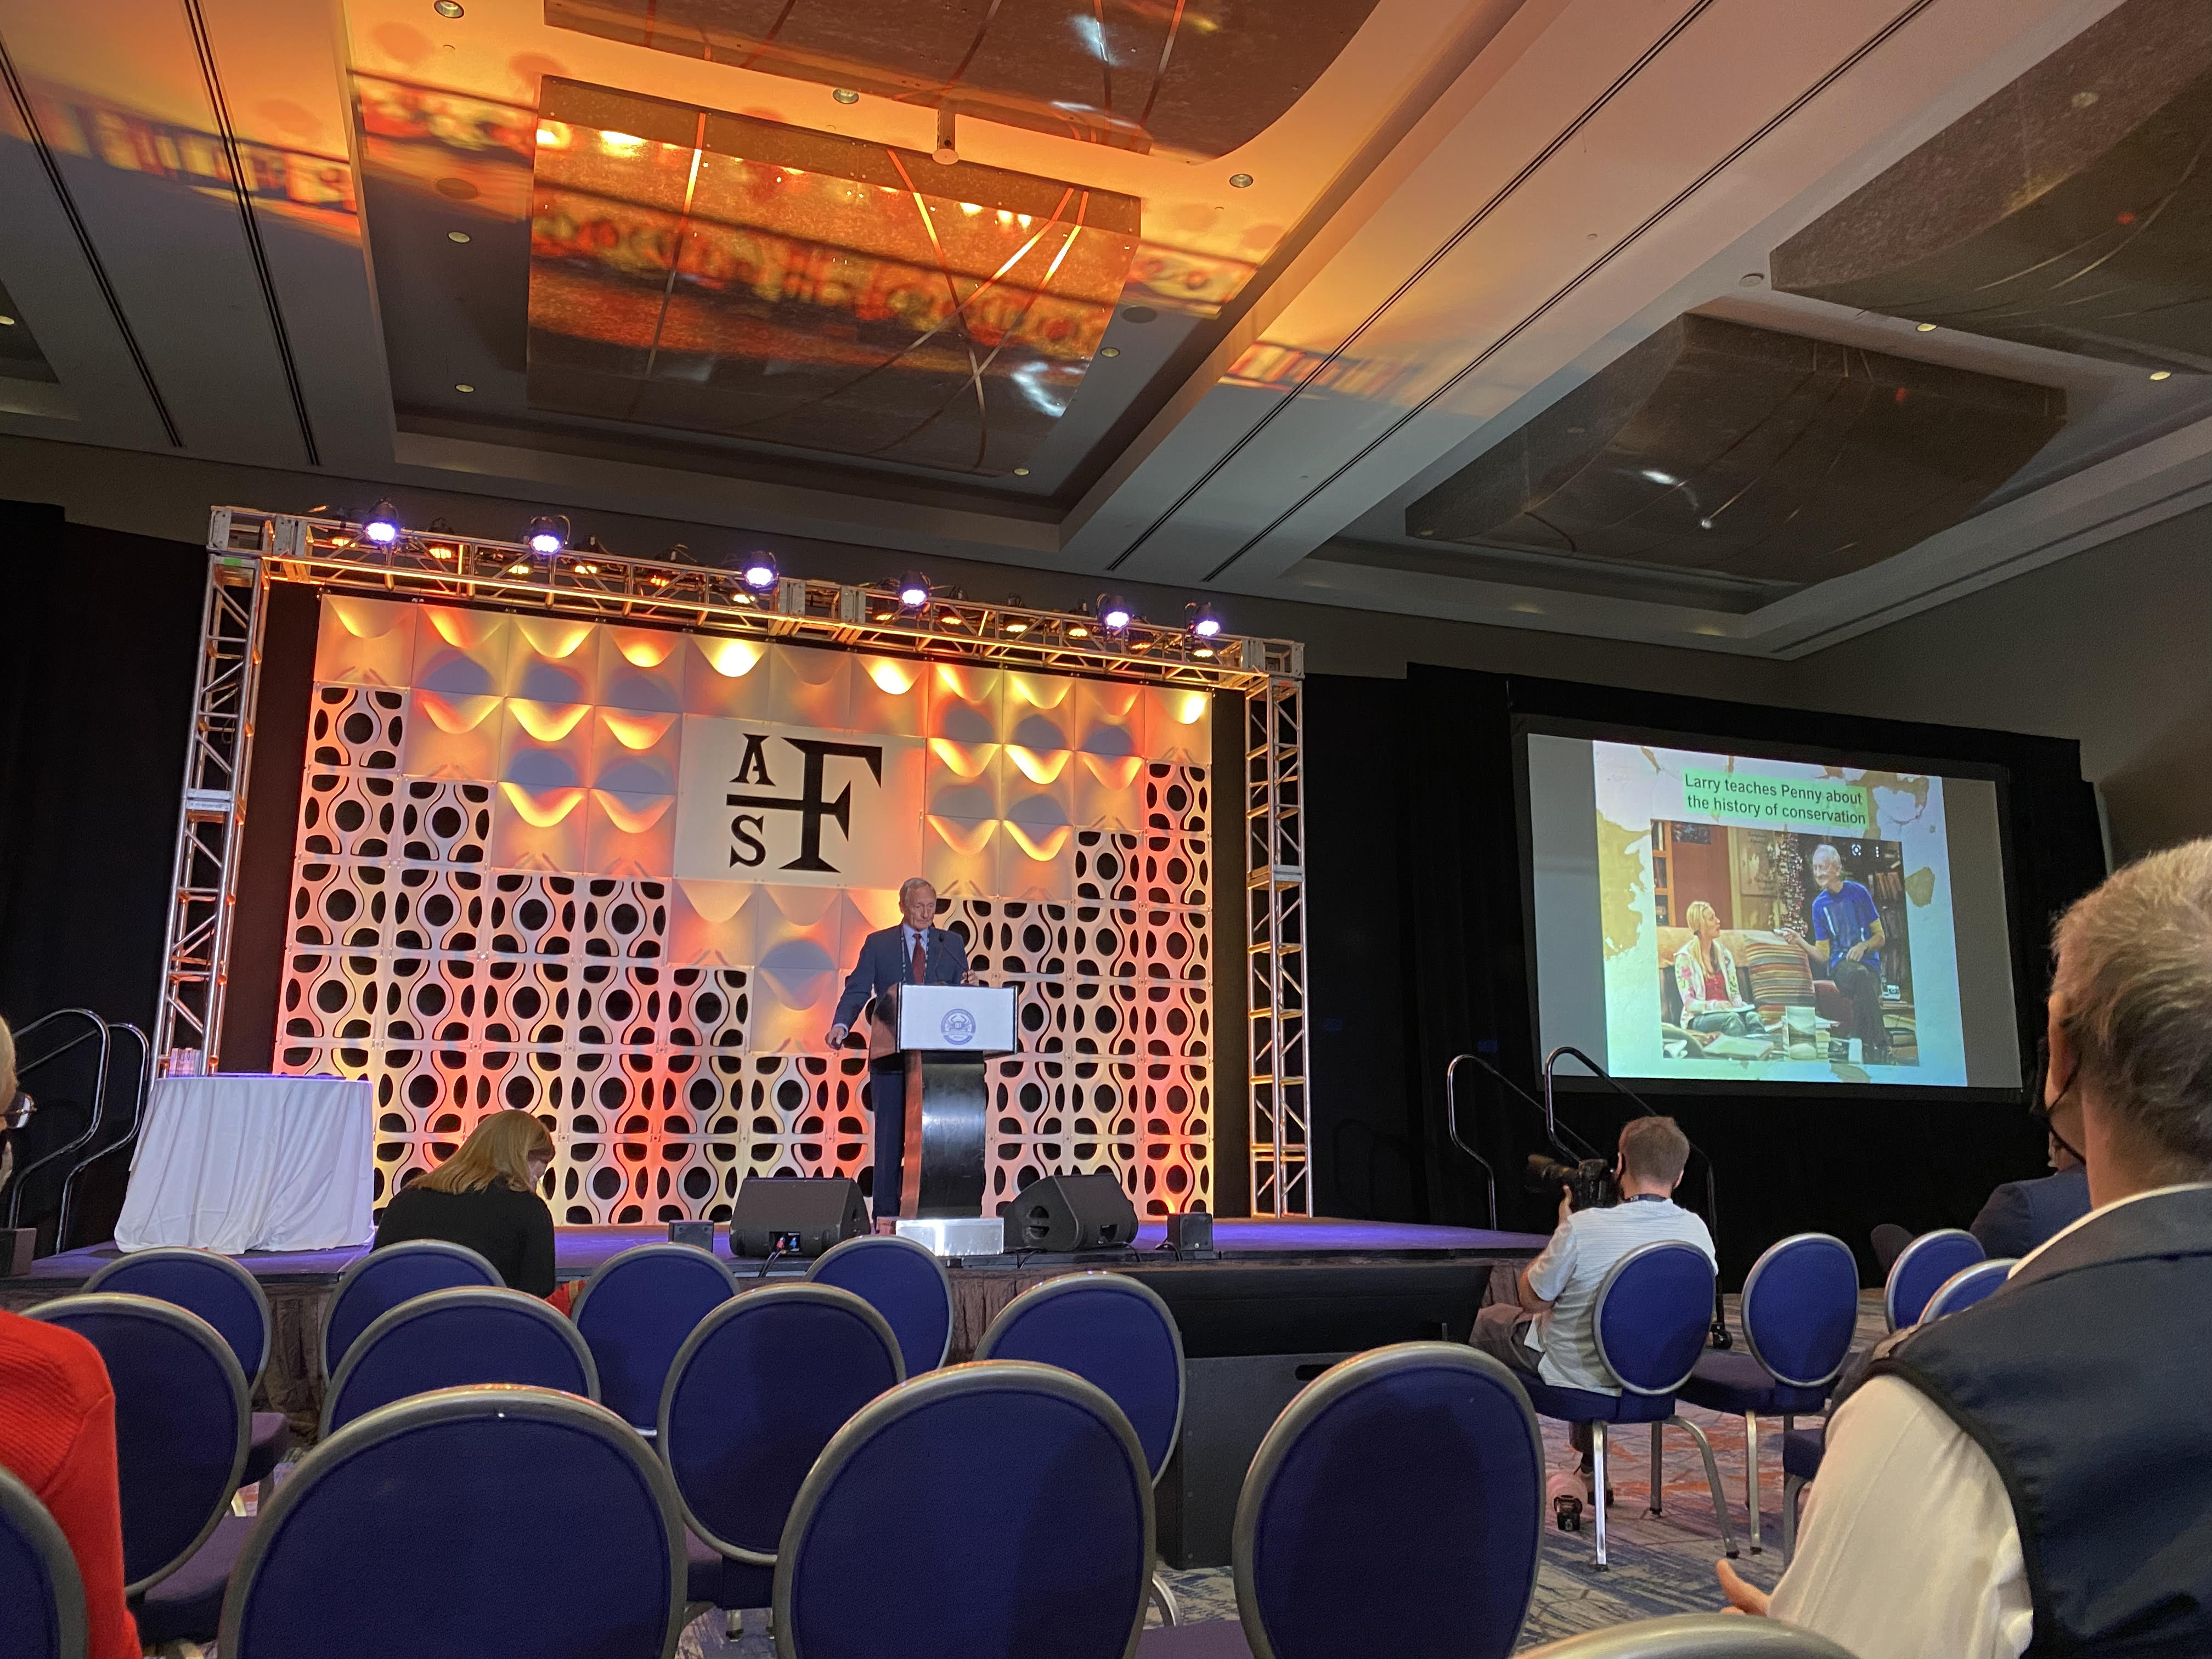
723;731;884;873
939;1006;977;1046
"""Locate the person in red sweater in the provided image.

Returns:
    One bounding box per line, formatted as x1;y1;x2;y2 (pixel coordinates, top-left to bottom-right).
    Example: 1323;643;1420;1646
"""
0;1013;139;1659
0;1308;140;1658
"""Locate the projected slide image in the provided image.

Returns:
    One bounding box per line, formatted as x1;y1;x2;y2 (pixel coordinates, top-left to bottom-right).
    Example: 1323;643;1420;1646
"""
1584;740;1973;1085
1653;823;1916;1070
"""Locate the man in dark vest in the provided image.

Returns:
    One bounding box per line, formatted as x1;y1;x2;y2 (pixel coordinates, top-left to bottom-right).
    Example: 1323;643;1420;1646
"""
1719;839;2212;1657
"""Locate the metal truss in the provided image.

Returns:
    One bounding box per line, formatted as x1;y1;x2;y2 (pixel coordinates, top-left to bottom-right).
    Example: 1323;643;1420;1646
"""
153;548;268;1073
1246;675;1311;1217
206;507;1297;689
188;506;1316;1210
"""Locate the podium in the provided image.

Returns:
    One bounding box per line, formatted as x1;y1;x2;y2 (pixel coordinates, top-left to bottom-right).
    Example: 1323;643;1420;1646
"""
868;984;1016;1220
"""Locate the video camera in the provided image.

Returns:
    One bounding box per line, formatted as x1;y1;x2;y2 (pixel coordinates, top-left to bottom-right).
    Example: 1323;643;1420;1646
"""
1523;1152;1618;1212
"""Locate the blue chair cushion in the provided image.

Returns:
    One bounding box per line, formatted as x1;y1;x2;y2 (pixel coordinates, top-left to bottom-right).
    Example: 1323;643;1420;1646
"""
240;1412;289;1489
1519;1379;1676;1425
132;1511;252;1646
684;1531;773;1611
1782;1424;1826;1483
1678;1350;1828;1417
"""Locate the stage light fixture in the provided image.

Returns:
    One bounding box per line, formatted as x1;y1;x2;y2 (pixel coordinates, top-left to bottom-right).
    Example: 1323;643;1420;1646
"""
740;551;780;590
898;572;932;609
1188;603;1223;640
526;516;566;555
364;501;401;545
1096;595;1135;632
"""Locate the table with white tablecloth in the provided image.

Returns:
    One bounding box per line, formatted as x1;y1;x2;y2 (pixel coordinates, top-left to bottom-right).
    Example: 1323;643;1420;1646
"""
114;1075;375;1254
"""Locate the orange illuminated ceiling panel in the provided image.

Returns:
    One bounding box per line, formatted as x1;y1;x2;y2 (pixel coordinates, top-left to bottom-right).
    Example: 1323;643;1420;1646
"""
528;78;1139;475
539;0;1381;159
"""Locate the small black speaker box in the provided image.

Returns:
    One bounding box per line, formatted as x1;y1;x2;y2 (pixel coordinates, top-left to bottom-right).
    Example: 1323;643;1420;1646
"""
729;1176;868;1258
667;1220;714;1252
1166;1211;1215;1257
1000;1173;1140;1252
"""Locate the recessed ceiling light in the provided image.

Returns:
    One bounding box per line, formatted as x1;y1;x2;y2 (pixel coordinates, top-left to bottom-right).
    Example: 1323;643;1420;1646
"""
1099;346;1120;358
1229;173;1253;189
2150;369;2174;381
454;382;475;392
1124;306;1157;323
448;230;471;244
832;88;859;104
0;315;15;326
433;0;464;14
1012;467;1030;476
1640;468;1679;486
1915;322;1936;332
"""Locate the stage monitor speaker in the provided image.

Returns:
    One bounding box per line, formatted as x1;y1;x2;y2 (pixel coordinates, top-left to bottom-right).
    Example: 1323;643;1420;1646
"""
1001;1173;1139;1252
730;1176;868;1258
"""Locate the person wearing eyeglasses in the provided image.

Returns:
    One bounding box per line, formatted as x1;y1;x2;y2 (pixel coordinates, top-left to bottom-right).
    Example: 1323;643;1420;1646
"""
1719;842;2212;1657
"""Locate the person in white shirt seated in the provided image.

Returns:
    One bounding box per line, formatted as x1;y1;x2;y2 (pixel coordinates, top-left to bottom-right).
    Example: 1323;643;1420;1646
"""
1472;1115;1715;1489
1719;839;2212;1658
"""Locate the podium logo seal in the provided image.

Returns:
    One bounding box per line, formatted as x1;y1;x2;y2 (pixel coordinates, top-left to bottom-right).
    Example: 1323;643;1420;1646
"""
940;1007;977;1046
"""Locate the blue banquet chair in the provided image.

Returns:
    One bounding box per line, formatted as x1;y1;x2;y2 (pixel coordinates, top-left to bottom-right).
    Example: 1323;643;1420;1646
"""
1517;1611;1857;1656
25;1294;251;1647
219;1386;687;1659
319;1238;501;1378
1677;1232;1858;1552
806;1233;953;1377
1883;1228;1983;1331
1233;1343;1543;1659
0;1463;87;1659
975;1271;1186;1622
1515;1241;1738;1568
86;1248;289;1491
570;1242;737;1434
1923;1257;2013;1321
774;1361;1153;1659
658;1283;904;1620
320;1286;597;1436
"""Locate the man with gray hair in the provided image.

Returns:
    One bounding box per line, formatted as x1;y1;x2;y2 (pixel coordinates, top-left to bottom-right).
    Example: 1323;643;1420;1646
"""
1781;842;1893;1064
828;878;975;1222
1719;840;2212;1656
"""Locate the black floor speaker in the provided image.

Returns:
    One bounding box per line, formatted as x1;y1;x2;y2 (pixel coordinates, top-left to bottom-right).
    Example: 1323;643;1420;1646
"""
1000;1173;1140;1252
729;1176;868;1258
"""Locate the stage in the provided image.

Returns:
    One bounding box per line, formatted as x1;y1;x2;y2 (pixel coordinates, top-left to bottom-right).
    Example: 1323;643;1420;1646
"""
2;1215;1541;1563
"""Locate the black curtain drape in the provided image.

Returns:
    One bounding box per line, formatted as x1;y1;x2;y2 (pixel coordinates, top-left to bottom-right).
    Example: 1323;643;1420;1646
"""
0;501;204;1034
1305;663;2108;1284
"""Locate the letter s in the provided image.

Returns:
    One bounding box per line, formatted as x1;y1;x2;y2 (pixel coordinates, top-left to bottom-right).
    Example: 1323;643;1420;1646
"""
729;813;768;868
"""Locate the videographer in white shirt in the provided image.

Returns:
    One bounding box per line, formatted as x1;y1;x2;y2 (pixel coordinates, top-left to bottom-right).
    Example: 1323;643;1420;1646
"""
1472;1115;1716;1494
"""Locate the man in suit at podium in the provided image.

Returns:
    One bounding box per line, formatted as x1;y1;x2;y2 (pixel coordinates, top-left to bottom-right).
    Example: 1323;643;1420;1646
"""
828;877;976;1221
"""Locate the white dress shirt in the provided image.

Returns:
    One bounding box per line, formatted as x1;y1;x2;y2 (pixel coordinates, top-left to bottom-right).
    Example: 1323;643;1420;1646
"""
1768;1186;2212;1659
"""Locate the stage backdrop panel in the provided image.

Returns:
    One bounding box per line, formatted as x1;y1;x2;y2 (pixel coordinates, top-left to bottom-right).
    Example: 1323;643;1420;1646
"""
275;595;1214;1223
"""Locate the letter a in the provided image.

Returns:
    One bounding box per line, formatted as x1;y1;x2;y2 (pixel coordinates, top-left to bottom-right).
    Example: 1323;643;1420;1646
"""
732;733;774;786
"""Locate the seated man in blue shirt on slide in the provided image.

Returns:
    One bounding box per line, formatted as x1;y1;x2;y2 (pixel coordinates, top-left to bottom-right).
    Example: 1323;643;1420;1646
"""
1782;843;1894;1064
1472;1116;1715;1498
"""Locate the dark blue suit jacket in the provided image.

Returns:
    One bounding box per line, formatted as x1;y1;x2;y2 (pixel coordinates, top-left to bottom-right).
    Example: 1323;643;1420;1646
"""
1970;1162;2090;1260
832;924;970;1032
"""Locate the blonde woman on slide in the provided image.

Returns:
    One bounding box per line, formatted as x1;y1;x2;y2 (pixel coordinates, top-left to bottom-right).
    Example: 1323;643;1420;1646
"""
1673;901;1754;1037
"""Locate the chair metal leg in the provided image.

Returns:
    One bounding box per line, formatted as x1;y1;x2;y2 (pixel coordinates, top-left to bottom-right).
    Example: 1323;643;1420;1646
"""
1149;1567;1180;1627
1667;1414;1739;1559
1591;1421;1610;1570
1743;1412;1763;1554
1782;1472;1804;1562
1647;1420;1664;1516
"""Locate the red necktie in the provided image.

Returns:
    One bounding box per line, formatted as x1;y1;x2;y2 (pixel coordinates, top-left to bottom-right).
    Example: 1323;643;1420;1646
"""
911;934;926;985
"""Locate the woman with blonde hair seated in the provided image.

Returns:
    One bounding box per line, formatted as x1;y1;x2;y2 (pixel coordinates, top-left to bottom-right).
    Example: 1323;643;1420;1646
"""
1673;900;1755;1039
373;1109;557;1296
